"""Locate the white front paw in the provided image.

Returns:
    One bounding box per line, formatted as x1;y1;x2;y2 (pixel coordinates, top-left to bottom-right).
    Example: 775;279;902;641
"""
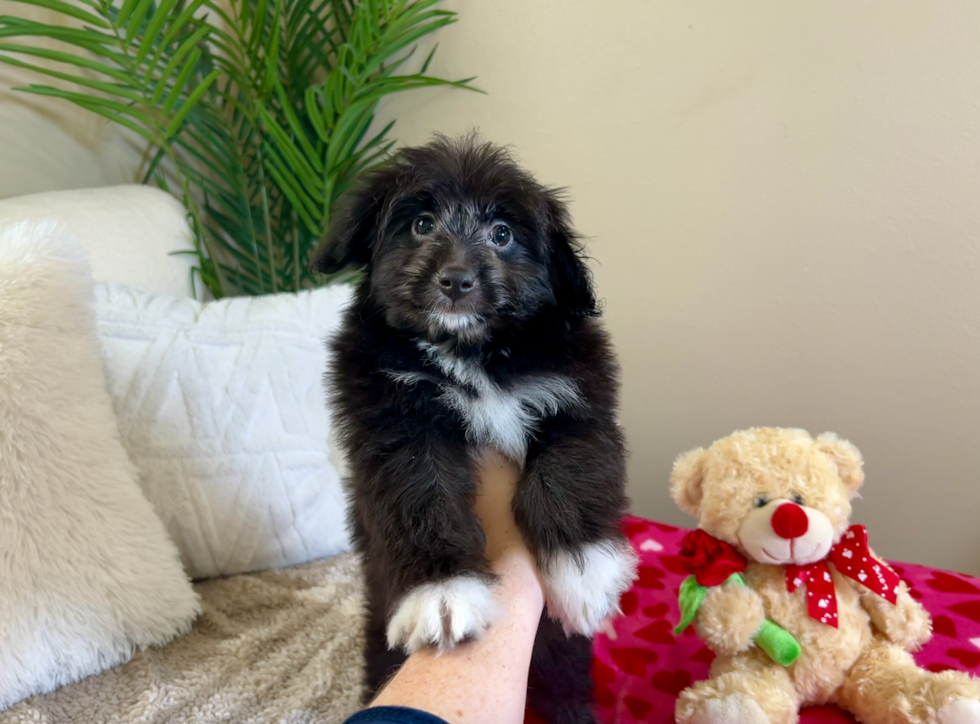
387;575;500;654
543;539;638;636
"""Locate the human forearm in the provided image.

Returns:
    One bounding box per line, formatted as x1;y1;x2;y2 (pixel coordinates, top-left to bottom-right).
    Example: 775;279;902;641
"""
369;454;544;724
369;546;544;724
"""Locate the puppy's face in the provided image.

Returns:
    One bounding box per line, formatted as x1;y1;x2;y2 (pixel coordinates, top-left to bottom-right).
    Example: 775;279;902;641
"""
312;135;596;343
370;193;553;343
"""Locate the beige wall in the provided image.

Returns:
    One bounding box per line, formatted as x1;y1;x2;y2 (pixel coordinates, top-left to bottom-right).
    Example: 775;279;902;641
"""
374;1;980;575
0;3;141;198
2;1;978;573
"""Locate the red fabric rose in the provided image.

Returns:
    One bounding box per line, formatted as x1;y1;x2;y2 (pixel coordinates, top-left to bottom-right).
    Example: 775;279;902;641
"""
678;529;747;586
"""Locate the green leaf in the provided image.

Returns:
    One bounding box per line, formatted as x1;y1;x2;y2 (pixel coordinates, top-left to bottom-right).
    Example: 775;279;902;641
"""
161;46;202;114
0;47;139;94
258;104;323;179
117;0;145;29
264;170;320;234
674;575;707;635
165;67;219;136
2;0;475;298
2;0;110;28
0;21;115;52
153;0;211;64
19;89;160;143
304;85;329;142
149;23;211;104
124;0;155;42
140;145;167;185
271;78;320;166
17;82;156;124
419;40;437;74
134;0;181;68
263;144;322;221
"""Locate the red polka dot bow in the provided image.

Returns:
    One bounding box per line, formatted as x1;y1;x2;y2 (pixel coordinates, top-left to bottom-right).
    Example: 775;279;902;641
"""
786;525;901;628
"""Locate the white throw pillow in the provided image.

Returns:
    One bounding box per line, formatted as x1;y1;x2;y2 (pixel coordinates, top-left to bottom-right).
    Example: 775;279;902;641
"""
93;281;354;579
0;220;200;711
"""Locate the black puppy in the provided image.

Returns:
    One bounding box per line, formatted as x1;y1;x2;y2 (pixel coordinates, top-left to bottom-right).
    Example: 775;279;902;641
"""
313;134;637;723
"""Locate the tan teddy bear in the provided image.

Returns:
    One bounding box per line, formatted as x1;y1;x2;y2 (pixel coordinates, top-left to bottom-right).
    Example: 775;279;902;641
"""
670;427;980;724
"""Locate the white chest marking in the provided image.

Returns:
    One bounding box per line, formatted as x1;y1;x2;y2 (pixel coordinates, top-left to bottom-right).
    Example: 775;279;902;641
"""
405;342;584;462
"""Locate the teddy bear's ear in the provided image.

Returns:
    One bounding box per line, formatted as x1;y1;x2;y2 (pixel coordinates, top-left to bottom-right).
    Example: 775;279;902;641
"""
815;433;865;492
670;447;708;517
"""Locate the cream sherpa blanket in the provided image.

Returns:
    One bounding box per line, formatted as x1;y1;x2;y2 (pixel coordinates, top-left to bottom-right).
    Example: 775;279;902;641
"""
1;554;365;724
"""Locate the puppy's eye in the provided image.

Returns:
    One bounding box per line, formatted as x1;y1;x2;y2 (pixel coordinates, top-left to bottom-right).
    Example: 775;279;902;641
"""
413;216;435;236
754;496;770;509
791;494;805;506
489;224;512;247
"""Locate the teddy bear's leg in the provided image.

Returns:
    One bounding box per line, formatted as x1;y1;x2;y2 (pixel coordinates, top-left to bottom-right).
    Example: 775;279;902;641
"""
837;641;980;724
676;655;800;724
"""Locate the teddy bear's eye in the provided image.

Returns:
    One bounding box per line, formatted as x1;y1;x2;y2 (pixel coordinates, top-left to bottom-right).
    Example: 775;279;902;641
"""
791;493;805;506
754;495;770;509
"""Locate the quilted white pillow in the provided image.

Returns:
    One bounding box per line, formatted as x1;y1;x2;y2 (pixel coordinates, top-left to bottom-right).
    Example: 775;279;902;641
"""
93;282;353;579
0;220;200;710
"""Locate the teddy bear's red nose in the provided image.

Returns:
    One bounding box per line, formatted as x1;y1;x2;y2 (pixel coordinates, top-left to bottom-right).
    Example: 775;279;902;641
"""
771;502;809;539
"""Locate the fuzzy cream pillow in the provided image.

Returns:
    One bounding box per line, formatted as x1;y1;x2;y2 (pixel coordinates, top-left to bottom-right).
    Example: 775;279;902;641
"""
0;220;200;711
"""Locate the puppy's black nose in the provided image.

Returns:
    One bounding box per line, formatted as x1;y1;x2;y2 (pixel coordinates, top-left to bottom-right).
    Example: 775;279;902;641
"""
438;266;475;301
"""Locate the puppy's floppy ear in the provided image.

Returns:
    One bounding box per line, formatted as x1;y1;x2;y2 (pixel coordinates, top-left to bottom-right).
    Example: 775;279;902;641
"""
544;191;597;317
310;171;388;274
671;447;708;517
815;432;865;492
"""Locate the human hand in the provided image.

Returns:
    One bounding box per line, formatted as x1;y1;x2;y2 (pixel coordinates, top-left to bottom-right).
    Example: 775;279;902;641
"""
369;452;545;724
472;451;542;589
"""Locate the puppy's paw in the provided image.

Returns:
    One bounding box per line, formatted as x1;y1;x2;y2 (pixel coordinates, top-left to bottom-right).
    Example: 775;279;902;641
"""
543;539;638;637
386;575;500;654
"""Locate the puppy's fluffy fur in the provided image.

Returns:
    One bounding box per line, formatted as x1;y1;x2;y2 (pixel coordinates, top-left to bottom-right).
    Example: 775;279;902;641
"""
313;135;637;723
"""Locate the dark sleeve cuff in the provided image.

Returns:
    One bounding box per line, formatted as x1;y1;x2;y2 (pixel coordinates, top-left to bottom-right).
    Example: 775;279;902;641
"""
343;705;451;724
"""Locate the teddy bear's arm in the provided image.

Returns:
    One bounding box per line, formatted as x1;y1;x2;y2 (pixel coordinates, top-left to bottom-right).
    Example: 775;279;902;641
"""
693;581;767;656
856;552;932;651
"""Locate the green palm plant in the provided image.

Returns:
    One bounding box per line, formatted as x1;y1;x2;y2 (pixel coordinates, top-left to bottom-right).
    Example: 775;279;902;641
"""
0;0;474;297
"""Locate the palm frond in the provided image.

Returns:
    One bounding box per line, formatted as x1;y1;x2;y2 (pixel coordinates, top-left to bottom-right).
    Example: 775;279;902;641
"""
0;0;476;297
